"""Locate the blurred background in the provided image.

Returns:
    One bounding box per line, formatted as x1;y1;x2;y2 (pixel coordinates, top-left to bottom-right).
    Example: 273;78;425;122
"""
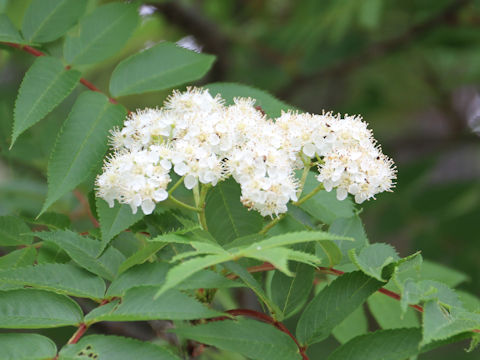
1;0;479;359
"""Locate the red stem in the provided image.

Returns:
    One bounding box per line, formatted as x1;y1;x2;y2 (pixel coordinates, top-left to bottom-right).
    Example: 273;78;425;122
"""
67;323;88;344
2;42;118;104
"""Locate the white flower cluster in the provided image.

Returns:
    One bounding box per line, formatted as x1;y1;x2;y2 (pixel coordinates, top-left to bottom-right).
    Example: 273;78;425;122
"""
96;88;396;216
276;111;396;204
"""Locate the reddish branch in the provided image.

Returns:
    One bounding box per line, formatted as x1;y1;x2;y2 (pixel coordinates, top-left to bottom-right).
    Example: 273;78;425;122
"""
2;42;118;104
67;323;88;345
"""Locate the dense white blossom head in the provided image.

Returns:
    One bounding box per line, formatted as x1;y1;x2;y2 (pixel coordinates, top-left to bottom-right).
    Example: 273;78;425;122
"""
96;87;396;216
95;148;171;215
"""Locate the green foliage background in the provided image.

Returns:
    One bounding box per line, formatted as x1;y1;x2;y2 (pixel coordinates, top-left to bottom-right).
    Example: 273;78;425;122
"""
0;0;479;359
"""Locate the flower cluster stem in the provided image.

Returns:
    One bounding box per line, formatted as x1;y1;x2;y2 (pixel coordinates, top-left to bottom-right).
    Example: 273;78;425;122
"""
169;195;202;212
168;176;185;195
193;184;209;230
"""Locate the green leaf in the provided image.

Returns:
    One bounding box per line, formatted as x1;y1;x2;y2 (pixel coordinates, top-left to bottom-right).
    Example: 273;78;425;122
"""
41;91;126;215
63;2;138;65
301;191;354;225
299;172;354;225
110;41;215;97
59;335;181;360
35;230;125;280
223;261;284;320
420;260;469;287
118;242;166;274
173;318;302;360
205;178;263;245
457;290;480;312
0;333;57;360
241;247;318;276
296;271;383;345
156;253;233;297
106;262;170;298
268;263;315;319
349;243;400;282
118;226;201;274
11;56;81;146
0;215;33;245
0;289;83;328
367;292;420;329
178;268;243;290
332;306;368;344
329;215;368;265
0;247;36;269
21;0;87;43
96;198;144;244
239;230;351;252
390;252;423;290
401;279;460;313
33;212;71;229
108;261;240;297
156;230;348;299
316;240;342;267
328;328;423;360
166;231;339;294
205;82;292;118
422;301;480;345
85;286;221;323
0;263;105;300
0;14;24;44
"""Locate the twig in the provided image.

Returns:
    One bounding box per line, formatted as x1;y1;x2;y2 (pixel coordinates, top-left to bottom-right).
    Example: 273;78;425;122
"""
67;323;88;344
